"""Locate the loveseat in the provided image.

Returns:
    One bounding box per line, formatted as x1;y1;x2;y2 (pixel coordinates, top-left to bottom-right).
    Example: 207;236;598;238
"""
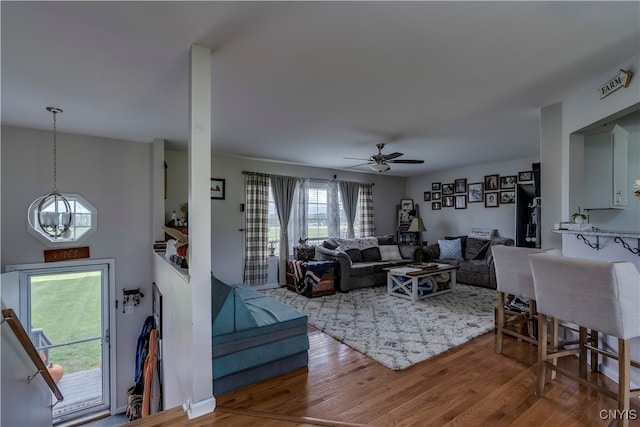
422;232;514;289
315;235;422;292
211;276;309;394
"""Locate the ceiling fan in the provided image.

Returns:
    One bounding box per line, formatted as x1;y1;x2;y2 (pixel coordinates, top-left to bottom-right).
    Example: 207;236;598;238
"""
345;143;425;172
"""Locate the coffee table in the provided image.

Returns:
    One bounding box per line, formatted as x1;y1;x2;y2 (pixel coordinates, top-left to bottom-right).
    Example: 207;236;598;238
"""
386;263;457;302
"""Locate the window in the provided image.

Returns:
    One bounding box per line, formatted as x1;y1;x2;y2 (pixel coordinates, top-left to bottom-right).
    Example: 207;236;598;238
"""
27;192;97;245
267;181;355;249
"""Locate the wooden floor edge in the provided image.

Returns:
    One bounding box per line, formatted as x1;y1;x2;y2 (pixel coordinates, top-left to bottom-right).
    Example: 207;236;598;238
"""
216;405;371;427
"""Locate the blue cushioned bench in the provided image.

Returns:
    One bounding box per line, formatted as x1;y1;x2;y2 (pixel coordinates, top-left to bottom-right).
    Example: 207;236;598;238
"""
211;277;309;395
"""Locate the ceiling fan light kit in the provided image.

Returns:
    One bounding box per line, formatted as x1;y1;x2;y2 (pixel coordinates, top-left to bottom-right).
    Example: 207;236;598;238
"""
370;163;390;172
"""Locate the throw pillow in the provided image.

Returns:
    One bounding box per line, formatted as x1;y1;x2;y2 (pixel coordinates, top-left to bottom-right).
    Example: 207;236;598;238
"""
344;248;363;263
322;239;338;250
438;238;464;260
379;245;403;261
376;234;396;245
464;237;491;260
361;247;382;262
469;228;497;240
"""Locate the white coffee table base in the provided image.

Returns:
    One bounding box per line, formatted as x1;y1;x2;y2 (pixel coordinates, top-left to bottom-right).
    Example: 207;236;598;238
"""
387;267;457;303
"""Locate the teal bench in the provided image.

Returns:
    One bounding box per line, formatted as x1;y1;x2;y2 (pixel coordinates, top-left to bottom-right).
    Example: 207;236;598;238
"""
211;277;309;394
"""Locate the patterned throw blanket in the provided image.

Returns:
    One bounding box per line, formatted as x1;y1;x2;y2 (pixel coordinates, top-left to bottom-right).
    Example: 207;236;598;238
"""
289;260;332;294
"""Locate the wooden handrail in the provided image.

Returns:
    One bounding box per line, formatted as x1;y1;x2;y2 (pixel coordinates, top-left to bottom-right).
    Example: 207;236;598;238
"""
1;308;64;403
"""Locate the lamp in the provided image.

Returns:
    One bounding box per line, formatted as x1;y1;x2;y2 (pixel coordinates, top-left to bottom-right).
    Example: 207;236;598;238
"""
370;162;390;172
29;107;72;239
407;217;426;232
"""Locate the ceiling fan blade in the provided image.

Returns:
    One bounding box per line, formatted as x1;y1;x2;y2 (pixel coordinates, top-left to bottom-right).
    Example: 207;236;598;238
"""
383;152;403;160
387;159;425;164
346;162;373;168
343;156;371;161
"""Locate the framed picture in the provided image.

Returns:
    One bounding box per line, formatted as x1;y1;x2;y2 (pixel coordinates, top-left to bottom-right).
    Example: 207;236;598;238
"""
432;182;441;191
518;170;533;182
398;208;415;230
485;192;499;208
442;183;454;195
468;182;483;203
211;178;226;200
454;178;467;194
400;199;414;210
443;195;454;208
500;175;517;189
432;202;441;210
484;174;499;192
423;192;431;201
455;195;467;209
431;192;441;201
500;191;516;204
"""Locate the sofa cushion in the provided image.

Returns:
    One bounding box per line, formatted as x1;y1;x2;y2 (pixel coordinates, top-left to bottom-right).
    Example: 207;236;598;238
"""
361;246;381;262
459;260;490;275
376;234;396;245
379;244;403;261
344;248;363;263
438;238;464;260
464;238;491;260
322;239;338;250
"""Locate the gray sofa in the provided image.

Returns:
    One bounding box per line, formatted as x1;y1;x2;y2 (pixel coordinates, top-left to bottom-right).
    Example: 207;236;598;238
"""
422;235;514;289
315;235;422;292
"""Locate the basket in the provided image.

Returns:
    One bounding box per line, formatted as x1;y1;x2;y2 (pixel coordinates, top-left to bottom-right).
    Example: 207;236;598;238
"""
294;245;315;261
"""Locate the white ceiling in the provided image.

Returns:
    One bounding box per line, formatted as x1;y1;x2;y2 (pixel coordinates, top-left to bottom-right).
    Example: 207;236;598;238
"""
2;2;639;177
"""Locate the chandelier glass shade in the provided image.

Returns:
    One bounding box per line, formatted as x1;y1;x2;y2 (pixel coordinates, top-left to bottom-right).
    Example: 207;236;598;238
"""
30;107;73;239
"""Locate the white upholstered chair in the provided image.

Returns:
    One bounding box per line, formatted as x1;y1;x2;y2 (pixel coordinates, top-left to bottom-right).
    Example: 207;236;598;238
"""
529;253;640;427
492;245;544;353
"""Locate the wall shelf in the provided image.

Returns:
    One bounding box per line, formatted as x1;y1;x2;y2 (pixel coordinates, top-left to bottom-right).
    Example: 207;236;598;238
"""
552;229;640;256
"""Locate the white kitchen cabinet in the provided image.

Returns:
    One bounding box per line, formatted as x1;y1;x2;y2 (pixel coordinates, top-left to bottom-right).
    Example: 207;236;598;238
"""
584;124;629;209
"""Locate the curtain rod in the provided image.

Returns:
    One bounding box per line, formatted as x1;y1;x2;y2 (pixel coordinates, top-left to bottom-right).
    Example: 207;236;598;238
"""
241;170;374;186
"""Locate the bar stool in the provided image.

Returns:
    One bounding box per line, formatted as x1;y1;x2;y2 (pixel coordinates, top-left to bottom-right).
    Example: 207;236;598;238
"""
492;246;544;353
529;253;640;427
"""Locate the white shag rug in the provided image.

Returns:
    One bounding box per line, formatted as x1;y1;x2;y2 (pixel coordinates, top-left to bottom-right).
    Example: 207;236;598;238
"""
262;284;496;370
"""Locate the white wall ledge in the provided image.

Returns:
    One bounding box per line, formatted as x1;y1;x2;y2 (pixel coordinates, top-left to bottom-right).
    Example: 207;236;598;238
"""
154;252;190;282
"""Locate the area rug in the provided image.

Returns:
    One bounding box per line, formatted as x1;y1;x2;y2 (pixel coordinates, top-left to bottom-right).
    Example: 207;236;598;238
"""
262;284;496;370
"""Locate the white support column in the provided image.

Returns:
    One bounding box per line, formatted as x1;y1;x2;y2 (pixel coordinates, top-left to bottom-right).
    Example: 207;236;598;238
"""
186;44;215;417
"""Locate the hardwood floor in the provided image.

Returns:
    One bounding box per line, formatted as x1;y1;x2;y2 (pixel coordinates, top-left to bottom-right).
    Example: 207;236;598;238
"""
126;327;639;426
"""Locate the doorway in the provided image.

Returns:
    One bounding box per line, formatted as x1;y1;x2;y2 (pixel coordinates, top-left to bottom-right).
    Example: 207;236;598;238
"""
7;259;115;425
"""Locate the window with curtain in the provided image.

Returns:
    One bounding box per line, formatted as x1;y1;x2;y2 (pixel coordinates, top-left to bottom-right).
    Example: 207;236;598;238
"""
267;180;370;249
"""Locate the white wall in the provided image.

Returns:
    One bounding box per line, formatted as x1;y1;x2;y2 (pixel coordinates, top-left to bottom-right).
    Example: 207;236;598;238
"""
406;156;540;243
165;150;406;285
1;125;154;412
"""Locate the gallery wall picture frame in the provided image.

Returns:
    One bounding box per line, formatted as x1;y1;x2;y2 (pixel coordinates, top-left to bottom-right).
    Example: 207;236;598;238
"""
423;192;431;201
211;178;226;200
500;191;516;204
518;170;533;182
500;175;517;189
454;178;467;194
432;202;441;210
400;199;414;210
443;195;454;208
431;192;441;201
468;182;483;203
485;192;499;208
484;174;499;192
455;195;467;209
432;182;441;191
442;183;454;195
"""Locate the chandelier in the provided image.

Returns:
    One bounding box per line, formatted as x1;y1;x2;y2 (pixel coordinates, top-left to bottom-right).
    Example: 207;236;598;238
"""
29;107;72;239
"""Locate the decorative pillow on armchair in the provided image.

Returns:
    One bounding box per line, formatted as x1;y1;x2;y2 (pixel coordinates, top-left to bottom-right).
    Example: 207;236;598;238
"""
438;238;464;260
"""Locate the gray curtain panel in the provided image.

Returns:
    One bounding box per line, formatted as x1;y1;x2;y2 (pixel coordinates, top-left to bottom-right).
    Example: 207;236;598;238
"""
243;173;270;285
270;175;299;286
359;184;375;237
339;181;360;238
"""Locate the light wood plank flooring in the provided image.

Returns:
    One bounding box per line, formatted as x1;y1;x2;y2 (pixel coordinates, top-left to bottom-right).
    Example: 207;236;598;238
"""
126;326;639;426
